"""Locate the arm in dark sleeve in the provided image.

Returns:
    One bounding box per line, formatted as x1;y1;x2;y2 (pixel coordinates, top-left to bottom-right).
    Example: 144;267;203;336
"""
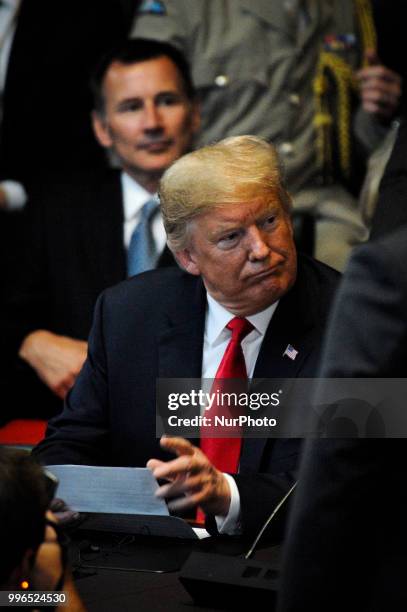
32;292;111;466
320;231;407;377
234;470;297;540
278;437;388;612
278;233;407;611
233;439;300;539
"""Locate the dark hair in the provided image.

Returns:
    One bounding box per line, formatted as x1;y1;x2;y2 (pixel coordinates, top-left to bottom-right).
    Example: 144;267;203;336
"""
90;38;196;114
0;449;49;585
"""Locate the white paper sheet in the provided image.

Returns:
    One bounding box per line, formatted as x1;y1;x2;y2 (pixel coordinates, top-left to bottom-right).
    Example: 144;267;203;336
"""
46;465;169;516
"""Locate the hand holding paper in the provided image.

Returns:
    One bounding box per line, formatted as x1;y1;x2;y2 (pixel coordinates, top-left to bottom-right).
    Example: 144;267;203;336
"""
147;436;231;517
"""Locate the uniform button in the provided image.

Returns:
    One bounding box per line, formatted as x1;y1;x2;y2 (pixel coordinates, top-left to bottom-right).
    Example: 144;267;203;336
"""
289;93;300;106
215;74;229;87
283;0;297;16
280;142;295;156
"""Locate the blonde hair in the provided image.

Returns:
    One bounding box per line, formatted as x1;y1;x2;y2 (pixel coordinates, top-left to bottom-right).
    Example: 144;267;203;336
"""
159;135;292;252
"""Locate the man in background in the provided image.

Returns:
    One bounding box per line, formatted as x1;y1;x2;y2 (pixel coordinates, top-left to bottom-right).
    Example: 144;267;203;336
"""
132;0;402;270
2;39;199;421
0;0;137;289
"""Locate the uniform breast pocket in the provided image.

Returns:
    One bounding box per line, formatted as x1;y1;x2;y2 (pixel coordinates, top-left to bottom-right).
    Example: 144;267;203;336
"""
192;57;269;94
191;57;271;143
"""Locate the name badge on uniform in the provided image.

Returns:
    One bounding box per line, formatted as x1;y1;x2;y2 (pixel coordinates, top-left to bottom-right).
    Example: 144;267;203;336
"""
138;0;167;16
323;34;356;52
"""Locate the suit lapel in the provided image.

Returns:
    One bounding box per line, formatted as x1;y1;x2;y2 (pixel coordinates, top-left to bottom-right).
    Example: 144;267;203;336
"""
241;266;317;472
157;275;206;449
253;277;315;380
157;276;206;379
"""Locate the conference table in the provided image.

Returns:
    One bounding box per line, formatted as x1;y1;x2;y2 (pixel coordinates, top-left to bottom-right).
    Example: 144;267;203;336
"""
69;528;281;611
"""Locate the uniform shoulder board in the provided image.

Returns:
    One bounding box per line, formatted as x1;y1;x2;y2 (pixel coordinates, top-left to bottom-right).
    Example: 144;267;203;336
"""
138;0;167;16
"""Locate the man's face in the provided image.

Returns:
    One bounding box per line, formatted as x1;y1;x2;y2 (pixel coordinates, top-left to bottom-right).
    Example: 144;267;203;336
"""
177;195;297;316
92;56;199;185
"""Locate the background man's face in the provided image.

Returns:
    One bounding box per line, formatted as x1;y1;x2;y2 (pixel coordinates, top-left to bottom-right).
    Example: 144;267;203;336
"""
177;194;297;316
93;56;199;183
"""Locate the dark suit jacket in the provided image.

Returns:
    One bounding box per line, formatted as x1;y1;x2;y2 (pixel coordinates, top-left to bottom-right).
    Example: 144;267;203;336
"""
33;255;339;535
370;119;407;240
278;228;407;611
2;169;174;419
0;0;137;292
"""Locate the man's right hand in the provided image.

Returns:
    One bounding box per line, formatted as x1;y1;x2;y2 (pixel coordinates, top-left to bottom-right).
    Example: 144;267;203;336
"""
18;330;88;399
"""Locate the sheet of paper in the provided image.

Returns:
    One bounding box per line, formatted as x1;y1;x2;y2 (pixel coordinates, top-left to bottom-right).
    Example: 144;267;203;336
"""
46;465;169;516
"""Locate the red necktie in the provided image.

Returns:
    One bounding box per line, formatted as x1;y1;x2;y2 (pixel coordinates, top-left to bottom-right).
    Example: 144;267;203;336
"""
200;317;254;473
196;318;253;524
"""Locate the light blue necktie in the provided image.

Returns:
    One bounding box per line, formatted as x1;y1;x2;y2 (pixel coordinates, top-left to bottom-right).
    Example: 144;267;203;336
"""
127;196;160;276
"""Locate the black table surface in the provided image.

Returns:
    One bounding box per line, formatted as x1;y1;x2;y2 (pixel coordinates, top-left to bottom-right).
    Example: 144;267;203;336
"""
69;529;281;612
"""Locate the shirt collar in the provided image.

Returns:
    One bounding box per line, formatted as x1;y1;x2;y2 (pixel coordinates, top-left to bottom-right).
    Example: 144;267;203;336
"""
205;292;279;346
0;0;19;11
121;171;156;222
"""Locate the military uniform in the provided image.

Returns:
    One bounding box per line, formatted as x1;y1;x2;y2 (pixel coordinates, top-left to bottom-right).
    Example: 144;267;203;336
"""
132;0;382;270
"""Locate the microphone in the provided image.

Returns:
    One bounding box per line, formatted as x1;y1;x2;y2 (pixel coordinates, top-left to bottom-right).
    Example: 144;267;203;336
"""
179;481;298;609
245;481;297;559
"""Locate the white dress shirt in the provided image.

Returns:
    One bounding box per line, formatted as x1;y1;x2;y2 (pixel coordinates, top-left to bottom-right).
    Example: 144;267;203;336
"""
203;294;279;534
121;171;167;253
0;0;19;97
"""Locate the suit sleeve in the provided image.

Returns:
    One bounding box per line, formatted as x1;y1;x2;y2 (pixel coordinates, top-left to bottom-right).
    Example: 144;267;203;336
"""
320;236;407;377
233;439;301;539
277;236;407;611
370;119;407;240
234;469;297;539
278;437;390;612
32;292;112;465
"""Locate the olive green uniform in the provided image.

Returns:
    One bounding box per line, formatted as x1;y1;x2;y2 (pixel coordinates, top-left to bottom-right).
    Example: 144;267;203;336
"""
132;0;384;270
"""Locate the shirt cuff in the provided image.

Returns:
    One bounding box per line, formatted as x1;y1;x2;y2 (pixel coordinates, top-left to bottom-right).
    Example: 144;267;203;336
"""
215;473;242;535
1;180;28;211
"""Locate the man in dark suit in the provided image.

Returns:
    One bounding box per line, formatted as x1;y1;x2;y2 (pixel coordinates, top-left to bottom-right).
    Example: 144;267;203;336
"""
278;226;407;611
34;135;339;535
0;0;137;288
2;39;200;420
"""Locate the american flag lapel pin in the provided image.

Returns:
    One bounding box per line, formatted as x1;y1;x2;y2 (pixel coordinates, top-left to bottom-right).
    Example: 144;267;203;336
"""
283;344;298;360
